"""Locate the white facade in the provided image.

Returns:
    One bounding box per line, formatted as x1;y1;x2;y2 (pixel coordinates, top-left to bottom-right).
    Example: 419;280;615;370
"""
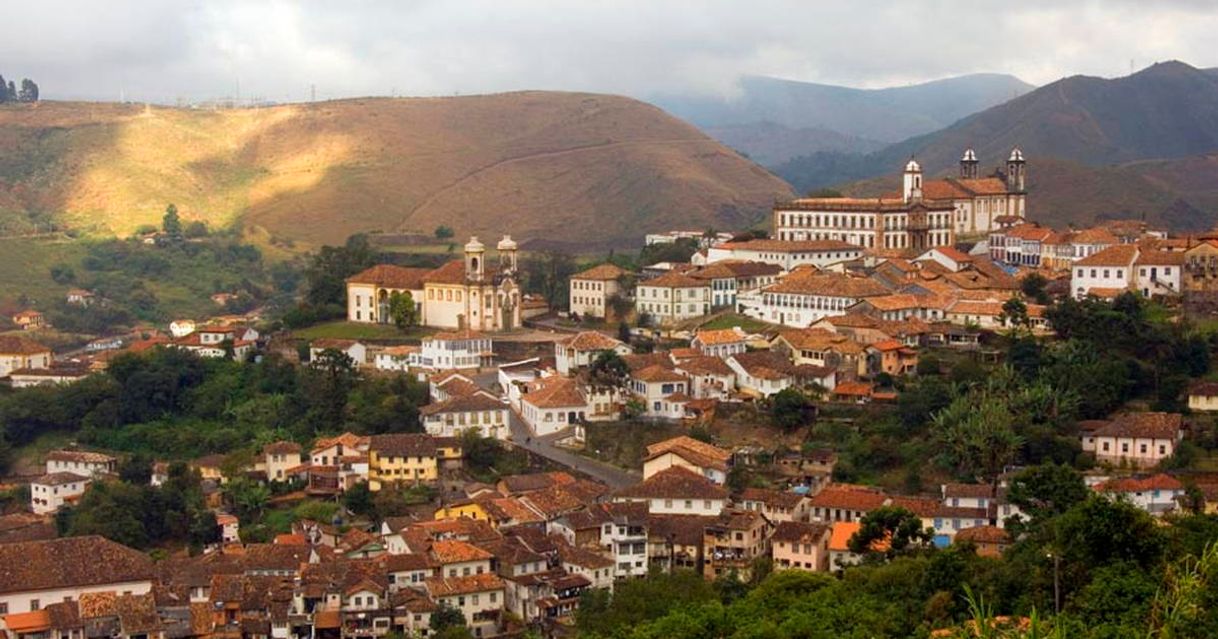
417;332;493;370
29;473;90;515
704;240;864;271
635;274;711;326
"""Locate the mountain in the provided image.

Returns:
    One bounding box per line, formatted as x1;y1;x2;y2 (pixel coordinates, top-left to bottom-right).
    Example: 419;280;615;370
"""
0;92;794;251
779;61;1218;231
652;73;1032;164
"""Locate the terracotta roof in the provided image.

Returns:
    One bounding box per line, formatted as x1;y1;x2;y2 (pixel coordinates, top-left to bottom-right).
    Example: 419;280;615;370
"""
645;436;731;472
1094;412;1182;440
46;450;115;464
765;271;890;298
0;335;52;355
1096;473;1184;493
615;466;727;501
424;259;505;285
1085;287;1126;299
772;520;831;544
809;485;887;511
713;238;861;253
951;177;1010;196
955;525;1012;545
32;472;90;486
114;593;160;635
740;487;807;510
519;484;592;518
775;328;865;354
828;521;889;552
930;246;975;263
312;432;369;453
420;393;506;416
370;433;437;458
0;536;155;595
942;483;1001;500
428;329;488;342
1135;251;1185;266
1004;224;1054;241
690;261;783;279
1189;381;1218;397
2;610;51;633
633;364;687;384
833;381;874;397
731;351;800;381
783;196;953;213
623;352;675;372
262;441;302;455
677;355;734;377
558;544;615;569
886;495;942;518
1075;244;1139;267
522;377;587;409
499;471;577;494
1070;228;1119;244
692;328;746;346
640;271;708;289
559;331;626;351
572;263;630;281
424;573;505;596
430;540;494;564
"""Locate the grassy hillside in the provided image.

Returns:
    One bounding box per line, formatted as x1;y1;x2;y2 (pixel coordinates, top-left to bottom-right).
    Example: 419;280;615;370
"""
0;93;794;251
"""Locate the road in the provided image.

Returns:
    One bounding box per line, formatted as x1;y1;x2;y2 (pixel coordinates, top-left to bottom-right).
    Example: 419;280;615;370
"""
470;370;639;489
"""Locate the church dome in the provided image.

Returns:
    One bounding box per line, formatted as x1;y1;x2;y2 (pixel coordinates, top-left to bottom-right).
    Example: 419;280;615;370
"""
961;148;977;162
1009;147;1025;162
465;236;485;253
497;235;518;251
904;158;922;173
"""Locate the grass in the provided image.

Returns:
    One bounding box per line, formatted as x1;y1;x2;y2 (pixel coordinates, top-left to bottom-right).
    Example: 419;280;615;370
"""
582;420;686;469
9;430;78;476
292;320;436;342
0;237;87;305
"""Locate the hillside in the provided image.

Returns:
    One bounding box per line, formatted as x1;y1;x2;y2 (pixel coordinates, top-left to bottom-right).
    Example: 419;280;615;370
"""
653;73;1032;164
0;93;794;251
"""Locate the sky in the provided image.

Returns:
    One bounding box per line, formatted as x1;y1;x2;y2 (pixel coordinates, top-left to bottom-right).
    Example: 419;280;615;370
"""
3;0;1218;104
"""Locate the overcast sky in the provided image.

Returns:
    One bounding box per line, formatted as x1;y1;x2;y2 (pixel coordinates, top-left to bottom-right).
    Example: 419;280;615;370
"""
4;0;1218;104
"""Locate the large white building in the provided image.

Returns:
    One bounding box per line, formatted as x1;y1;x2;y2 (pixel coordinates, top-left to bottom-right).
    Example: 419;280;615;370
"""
703;239;863;272
0;537;155;615
748;270;891;327
635;271;711;326
346;236;523;332
568;263;631;319
773;150;1027;250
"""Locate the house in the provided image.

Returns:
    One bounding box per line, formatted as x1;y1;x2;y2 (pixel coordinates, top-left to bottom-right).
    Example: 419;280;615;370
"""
705;239;864;271
519;377;589;437
634;271;711;326
1090;412;1183;468
568;263;631;319
674;356;736;400
738;487;811;523
554;332;631;376
216;513;240;544
368;434;438;491
29;472;90;515
260;441;303;483
770;327;867;380
1071;245;1139;299
373;345;419;372
168;319;196;338
955;525;1012;558
558;545;616;592
771;520;832;572
591;502;650;579
690;327;748;357
629;365;690;419
45;450;116;478
725;351;795;398
0;336;53;378
914;247;975;273
417;330;494;370
613;467;729;515
1188;381;1218;412
827;521;888;571
344;264;429;324
65;289;95;306
1134;251;1184;297
868;339;918;376
944;299;1049;332
309;339;368;367
686;261;783;309
8;363;91;388
422;573;505;632
751;270;890;328
430;540;495;578
0;536;155;614
642;436;732;485
11;310;46;331
310;432;370;492
703;509;772;580
1095;474;1185;515
809;485;888;523
420;394;510;440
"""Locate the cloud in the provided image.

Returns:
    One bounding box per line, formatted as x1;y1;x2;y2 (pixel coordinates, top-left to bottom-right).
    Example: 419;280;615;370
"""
1;0;1217;103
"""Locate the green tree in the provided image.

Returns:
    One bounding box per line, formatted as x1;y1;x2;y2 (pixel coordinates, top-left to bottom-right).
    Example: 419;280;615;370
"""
770;387;815;431
430;603;466;632
184;221;209;238
617;320;633;344
0;75;7;103
522;250;577;309
388;291;418;330
932;394;1023;522
999;296;1030;331
849;506;933;558
1006;463;1088;525
434;225;455;240
1021;272;1051;304
162;203;183;237
223;477;271;521
343;482;375;518
588;350;629;391
18;78;38;102
301;348;359;428
304;234;377;308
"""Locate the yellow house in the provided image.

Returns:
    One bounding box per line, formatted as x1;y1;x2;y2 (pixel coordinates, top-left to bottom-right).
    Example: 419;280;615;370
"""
434;437;464;469
434;500;491;523
368;434;439;491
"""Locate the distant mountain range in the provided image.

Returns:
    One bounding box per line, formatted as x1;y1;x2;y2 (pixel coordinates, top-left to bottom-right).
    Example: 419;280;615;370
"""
652;73;1033;165
772;61;1218;232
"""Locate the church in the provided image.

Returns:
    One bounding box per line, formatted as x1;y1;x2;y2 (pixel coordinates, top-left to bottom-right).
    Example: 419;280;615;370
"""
345;235;523;332
772;148;1027;251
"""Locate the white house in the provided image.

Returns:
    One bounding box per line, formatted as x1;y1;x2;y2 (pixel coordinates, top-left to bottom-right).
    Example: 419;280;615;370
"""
420;394;510;440
29;472;90;515
642;436;731;485
0;336;53;378
705;239;864;271
45;450;116;478
1188;381;1218;412
687;261;783;308
690;327;748;357
613;467;729;516
0;537;155;615
635;271;711;326
1095;474;1185;515
629;365;690;420
1090;412;1183;468
417;330;494;370
520;377;589;437
309;338;368;366
914;246;976;273
374;345;419;372
569;263;631;319
555;332;631;376
1134;251;1184;298
1072;245;1139;299
750;270;890;327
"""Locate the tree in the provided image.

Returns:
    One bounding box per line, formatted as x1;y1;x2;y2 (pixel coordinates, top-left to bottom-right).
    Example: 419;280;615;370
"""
49;264;76;284
588;350;629;391
430;603;466;632
343;482;375;518
806;188;844;198
434;225;455;240
301;348;359;428
118;453;153;484
0;75;7;103
770;387;815;432
617;320;632;344
304;234;377;308
184;221;209;238
162;204;183;237
388;291;418;330
1006;463;1088;525
18;79;39;102
849;506;933;558
223;477;270;521
6;81;16;101
1021;272;1050;304
522;250;577;309
932;395;1023;522
999;296;1029;331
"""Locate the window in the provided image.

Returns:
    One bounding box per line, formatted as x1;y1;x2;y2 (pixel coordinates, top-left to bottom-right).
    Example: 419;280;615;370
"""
30;599;40;611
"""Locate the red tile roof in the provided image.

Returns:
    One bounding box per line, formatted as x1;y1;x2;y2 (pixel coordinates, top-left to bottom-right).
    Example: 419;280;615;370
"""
1075;244;1139;267
615;467;728;501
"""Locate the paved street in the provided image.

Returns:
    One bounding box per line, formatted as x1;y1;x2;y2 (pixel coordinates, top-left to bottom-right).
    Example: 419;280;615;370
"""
505;409;639;489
